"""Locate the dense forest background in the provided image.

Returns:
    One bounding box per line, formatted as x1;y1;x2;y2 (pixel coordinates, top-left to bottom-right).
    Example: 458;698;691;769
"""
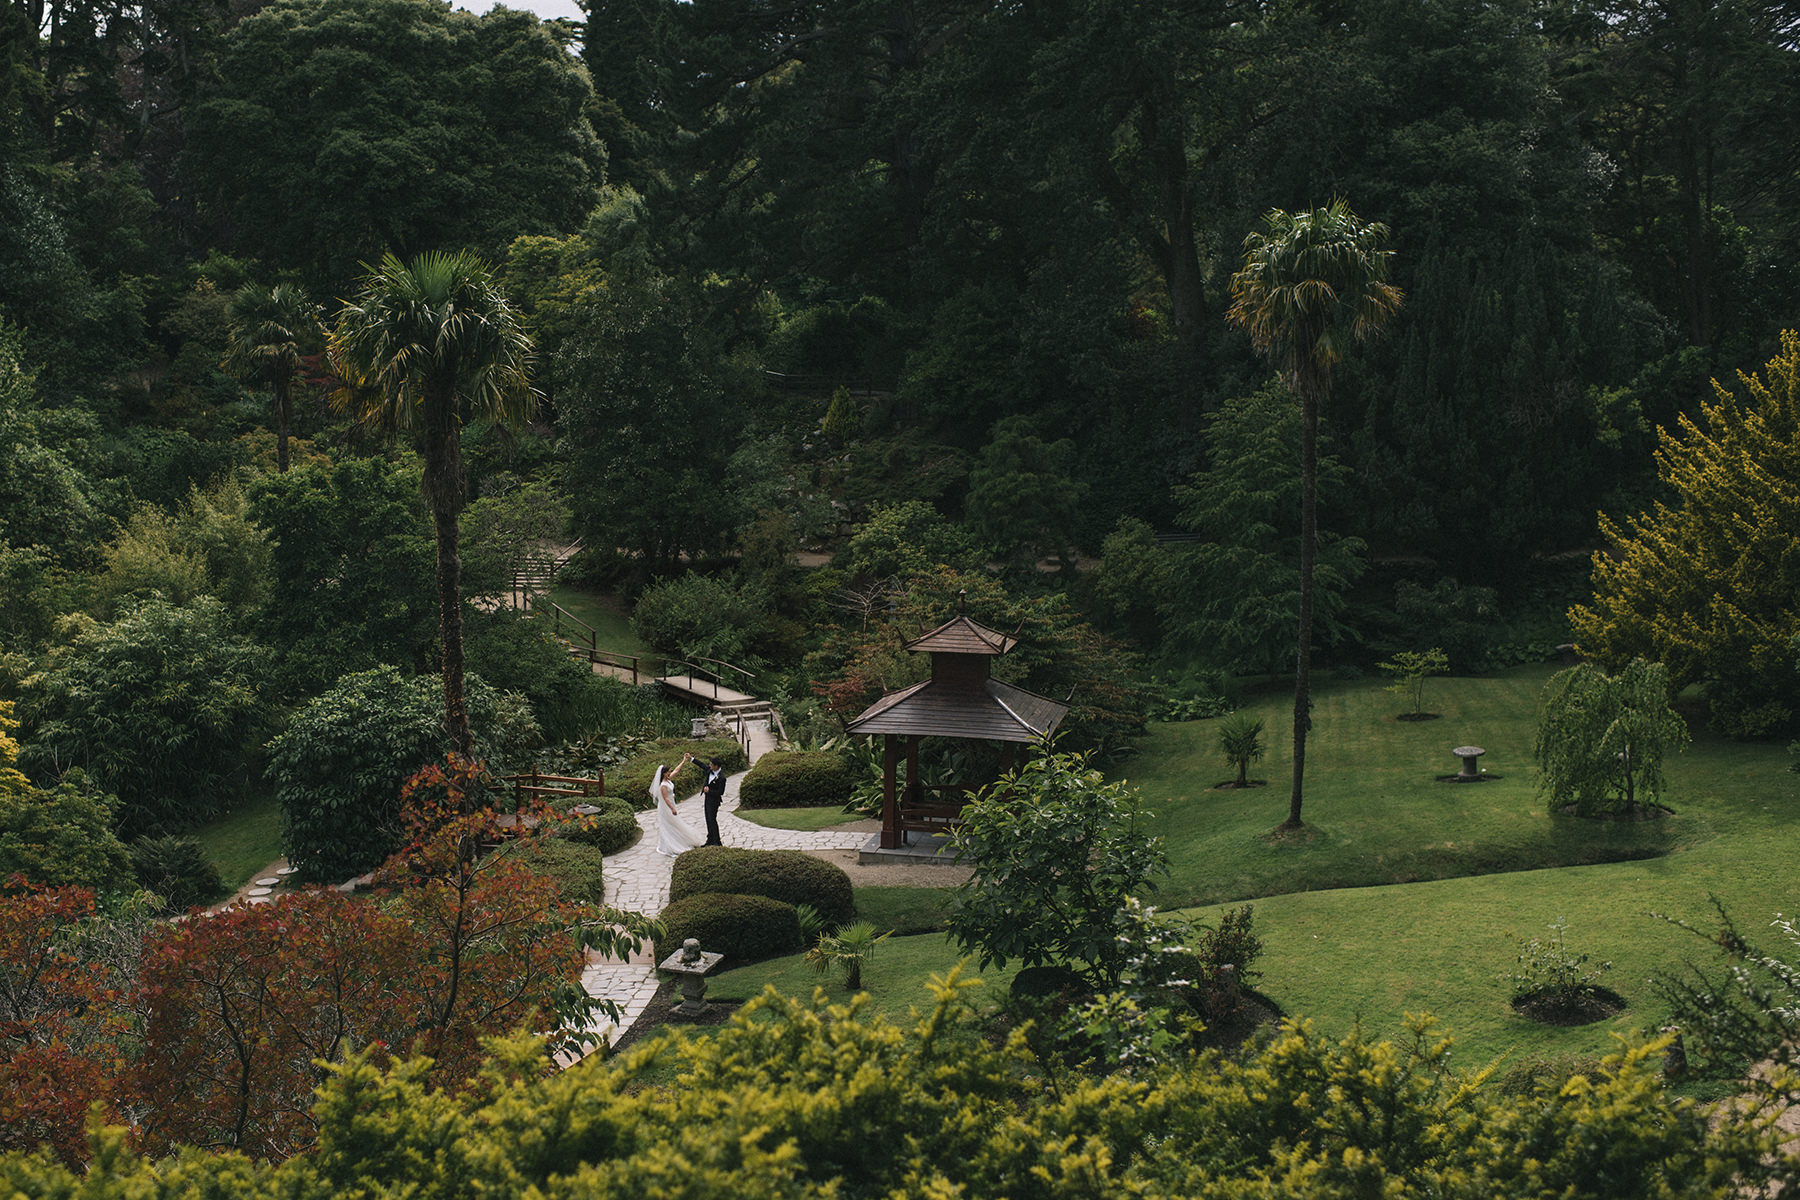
4;0;1800;758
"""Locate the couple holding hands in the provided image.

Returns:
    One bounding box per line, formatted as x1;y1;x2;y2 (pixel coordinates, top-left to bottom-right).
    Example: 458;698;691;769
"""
650;752;729;856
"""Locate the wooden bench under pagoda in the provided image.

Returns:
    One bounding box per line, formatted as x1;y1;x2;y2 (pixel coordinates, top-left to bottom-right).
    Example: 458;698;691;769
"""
846;610;1069;850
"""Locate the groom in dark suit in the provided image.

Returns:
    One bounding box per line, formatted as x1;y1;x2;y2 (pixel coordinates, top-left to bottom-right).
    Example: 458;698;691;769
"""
701;758;728;845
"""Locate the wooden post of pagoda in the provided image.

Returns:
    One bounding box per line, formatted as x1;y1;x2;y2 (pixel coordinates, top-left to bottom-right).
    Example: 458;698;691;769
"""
881;733;901;849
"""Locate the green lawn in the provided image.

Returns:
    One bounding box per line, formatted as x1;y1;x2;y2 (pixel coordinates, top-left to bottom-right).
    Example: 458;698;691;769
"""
192;792;285;891
1125;664;1686;909
711;662;1800;1070
733;807;870;832
710;925;1015;1014
547;585;654;662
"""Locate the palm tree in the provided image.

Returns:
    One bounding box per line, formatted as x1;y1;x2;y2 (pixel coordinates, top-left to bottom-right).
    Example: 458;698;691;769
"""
224;283;322;473
328;251;536;758
1227;201;1403;830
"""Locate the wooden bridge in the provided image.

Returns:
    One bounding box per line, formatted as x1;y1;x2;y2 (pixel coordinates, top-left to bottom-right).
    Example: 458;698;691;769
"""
658;657;785;752
505;545;783;753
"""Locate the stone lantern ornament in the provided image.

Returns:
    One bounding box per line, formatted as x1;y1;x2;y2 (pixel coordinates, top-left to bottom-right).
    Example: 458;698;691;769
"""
658;938;724;1018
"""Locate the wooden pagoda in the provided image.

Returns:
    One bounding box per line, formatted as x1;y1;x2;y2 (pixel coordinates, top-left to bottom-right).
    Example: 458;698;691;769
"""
846;611;1069;849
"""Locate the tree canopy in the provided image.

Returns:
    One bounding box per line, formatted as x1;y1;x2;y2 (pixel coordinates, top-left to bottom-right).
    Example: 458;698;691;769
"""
1571;331;1800;737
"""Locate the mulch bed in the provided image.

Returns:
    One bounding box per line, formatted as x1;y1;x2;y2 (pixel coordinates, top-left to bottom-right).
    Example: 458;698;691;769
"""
609;978;743;1054
1211;780;1269;791
1207;990;1285;1052
1552;802;1672;821
1511;986;1628;1026
1396;712;1442;722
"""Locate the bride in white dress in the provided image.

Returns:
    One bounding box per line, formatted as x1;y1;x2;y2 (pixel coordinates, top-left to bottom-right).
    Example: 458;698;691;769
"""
652;754;705;857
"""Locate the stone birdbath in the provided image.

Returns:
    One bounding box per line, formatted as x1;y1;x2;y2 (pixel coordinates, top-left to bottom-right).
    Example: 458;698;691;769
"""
1452;745;1486;781
658;938;725;1018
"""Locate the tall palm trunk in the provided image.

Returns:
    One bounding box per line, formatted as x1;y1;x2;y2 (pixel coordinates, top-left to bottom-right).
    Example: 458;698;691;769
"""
421;382;472;760
1287;380;1320;831
274;373;291;472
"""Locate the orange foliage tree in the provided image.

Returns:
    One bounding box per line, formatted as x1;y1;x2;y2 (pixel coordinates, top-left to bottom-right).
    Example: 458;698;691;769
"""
133;756;652;1159
0;879;134;1164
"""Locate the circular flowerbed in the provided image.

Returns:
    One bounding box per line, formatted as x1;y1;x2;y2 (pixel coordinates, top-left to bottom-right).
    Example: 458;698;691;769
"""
1511;985;1627;1026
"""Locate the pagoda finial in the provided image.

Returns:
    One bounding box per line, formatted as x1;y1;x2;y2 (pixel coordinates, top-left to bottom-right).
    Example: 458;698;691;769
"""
957;589;967;614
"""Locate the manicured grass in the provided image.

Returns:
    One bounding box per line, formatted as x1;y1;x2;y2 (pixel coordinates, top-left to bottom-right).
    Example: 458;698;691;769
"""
853;885;957;935
702;662;1800;1070
1125;664;1685;909
547;585;655;663
733;807;870;832
709;927;1008;1023
191;792;285;890
1206;713;1800;1067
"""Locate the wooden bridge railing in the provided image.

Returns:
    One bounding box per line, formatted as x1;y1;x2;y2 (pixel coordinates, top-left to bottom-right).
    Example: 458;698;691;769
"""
527;594;644;683
659;656;757;701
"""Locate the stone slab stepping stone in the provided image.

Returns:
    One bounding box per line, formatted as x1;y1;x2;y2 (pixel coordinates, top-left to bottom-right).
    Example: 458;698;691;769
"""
248;896;271;904
276;866;298;876
246;886;273;897
254;877;280;887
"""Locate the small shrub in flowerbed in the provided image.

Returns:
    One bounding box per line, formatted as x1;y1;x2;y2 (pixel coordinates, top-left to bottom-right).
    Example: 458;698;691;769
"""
559;797;640;855
502;837;608;905
1505;917;1625;1025
611;738;748;810
737;750;857;808
669;846;854;926
656;892;802;963
129;834;224;910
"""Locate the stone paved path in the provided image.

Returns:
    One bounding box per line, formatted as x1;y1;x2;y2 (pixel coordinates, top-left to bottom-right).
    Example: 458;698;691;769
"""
571;721;868;1052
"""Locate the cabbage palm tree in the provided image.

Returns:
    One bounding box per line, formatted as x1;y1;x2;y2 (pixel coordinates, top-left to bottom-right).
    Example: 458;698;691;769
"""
224;283;322;472
328;251;536;757
1227;201;1403;830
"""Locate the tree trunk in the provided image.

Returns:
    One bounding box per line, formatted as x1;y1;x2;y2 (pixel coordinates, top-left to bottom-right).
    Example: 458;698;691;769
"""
1286;380;1321;831
421;385;472;762
274;373;291;473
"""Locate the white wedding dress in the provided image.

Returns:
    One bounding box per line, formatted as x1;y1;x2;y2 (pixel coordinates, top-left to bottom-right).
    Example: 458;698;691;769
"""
653;768;705;857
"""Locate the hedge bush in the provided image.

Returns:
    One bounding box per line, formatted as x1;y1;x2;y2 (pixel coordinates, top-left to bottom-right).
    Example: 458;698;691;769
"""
736;750;857;809
559;797;641;856
668;847;854;926
129;834;224;911
655;892;802;964
612;738;747;811
502;838;608;905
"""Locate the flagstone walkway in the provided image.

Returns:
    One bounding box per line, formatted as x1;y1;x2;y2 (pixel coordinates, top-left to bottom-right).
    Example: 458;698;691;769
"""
570;729;871;1052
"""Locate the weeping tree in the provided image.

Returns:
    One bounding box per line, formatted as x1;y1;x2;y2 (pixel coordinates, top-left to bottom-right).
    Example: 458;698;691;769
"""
1227;201;1404;831
224;283;322;473
1534;657;1689;817
328;251;536;758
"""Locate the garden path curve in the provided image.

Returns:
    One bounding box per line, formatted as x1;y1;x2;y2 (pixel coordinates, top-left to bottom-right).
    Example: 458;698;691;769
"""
570;738;868;1055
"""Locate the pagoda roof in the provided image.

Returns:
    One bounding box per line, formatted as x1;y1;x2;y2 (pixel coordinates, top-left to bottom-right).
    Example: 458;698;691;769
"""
845;677;1068;742
904;614;1017;656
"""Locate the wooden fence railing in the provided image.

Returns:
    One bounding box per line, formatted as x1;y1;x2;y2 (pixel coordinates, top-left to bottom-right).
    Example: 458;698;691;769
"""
502;765;604;807
527;594;645;683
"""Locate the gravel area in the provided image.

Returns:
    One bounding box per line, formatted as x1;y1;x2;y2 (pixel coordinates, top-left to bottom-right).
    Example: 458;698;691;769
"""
802;845;973;888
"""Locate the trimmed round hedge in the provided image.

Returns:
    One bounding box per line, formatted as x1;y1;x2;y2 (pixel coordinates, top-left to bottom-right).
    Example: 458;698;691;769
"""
736;750;857;809
560;797;641;856
504;838;608;905
668;846;854;926
612;738;748;811
655;892;802;964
